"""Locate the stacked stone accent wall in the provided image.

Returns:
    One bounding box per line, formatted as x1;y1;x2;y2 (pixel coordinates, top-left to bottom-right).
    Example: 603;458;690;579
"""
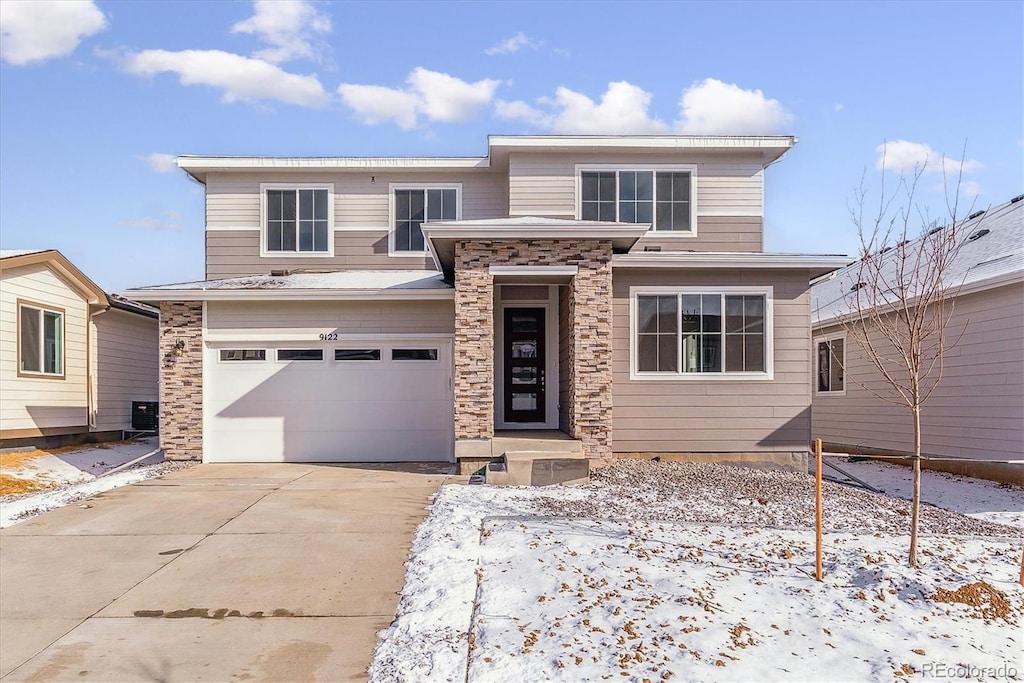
454;240;613;458
158;302;203;461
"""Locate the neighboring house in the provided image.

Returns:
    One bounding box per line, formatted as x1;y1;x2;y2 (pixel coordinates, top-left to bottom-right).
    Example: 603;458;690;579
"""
0;249;159;447
811;196;1024;483
125;135;848;470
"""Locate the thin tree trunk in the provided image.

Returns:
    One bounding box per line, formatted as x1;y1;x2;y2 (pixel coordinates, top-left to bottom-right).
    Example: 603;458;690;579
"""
909;406;922;568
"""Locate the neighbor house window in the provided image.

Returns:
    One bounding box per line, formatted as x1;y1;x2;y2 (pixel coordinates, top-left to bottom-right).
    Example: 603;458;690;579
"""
19;303;63;376
816;336;845;393
263;186;331;254
633;289;771;377
580;169;693;231
391;185;459;253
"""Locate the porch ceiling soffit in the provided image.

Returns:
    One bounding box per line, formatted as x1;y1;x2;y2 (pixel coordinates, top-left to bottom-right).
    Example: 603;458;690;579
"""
422;217;648;280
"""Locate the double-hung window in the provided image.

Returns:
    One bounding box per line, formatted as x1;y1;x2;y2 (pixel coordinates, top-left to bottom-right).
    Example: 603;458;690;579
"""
391;185;459;254
632;288;772;378
815;335;845;394
19;302;63;376
262;185;331;255
579;168;694;232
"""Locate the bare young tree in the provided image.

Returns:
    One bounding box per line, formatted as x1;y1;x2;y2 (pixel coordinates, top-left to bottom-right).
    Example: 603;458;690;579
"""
839;150;975;567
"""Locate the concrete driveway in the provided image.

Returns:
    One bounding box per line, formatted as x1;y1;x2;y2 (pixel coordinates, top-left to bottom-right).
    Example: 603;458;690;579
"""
0;462;461;682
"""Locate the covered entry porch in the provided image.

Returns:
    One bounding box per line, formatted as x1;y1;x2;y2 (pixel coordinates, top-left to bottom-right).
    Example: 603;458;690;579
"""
422;217;647;471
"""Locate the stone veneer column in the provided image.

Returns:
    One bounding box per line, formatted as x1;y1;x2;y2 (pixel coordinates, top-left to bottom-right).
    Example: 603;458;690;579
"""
452;239;613;459
158;302;203;461
454;241;494;441
567;251;613;459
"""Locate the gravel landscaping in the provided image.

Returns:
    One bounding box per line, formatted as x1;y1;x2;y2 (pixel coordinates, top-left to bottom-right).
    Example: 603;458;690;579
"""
534;459;1022;537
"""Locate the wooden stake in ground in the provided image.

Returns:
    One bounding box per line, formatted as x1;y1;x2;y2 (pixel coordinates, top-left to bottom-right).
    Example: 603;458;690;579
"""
815;438;823;582
1019;547;1023;587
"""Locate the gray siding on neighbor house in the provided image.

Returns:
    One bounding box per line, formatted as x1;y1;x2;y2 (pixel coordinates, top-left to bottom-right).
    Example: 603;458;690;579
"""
205;300;456;337
508;152;765;252
204;170;507;278
811;282;1024;463
611;268;813;454
92;308;159;432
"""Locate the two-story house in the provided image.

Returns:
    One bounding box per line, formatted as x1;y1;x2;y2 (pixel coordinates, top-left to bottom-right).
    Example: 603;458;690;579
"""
126;135;848;471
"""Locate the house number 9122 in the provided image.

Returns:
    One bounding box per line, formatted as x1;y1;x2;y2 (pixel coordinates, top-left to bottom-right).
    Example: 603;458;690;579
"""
318;333;338;341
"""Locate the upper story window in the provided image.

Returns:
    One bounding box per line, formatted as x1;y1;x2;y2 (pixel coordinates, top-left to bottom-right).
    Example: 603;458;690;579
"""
579;167;694;232
19;302;64;377
390;184;460;255
815;335;845;394
631;287;772;380
261;184;333;256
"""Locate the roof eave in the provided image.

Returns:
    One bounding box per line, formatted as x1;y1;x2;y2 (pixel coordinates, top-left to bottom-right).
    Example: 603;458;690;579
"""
123;288;455;303
613;253;852;278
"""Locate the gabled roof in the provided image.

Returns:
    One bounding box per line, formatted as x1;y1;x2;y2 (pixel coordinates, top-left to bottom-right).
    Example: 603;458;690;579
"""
812;195;1024;327
0;248;108;306
125;270;453;302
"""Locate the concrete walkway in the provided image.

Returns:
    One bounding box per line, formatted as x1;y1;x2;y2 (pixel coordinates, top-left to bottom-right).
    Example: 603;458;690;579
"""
0;462;461;682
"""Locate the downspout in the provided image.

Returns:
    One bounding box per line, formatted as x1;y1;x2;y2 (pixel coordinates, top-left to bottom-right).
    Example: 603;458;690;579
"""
87;304;112;431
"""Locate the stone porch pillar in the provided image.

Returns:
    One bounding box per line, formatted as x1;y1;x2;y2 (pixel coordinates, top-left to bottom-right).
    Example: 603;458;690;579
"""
453;241;494;450
158;302;204;461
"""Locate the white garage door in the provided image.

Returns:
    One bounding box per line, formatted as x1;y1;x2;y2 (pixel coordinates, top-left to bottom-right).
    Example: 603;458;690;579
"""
204;339;453;463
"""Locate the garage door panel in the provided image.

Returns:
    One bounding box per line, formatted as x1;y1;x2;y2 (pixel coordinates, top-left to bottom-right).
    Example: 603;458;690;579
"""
205;340;453;463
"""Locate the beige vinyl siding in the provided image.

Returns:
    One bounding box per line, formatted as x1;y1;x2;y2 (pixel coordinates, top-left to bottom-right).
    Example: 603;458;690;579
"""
508;152;765;251
206;300;456;337
811;282;1024;463
633;217;762;252
611;268;813;454
0;264;89;432
92;309;159;432
206;230;434;279
204;170;506;277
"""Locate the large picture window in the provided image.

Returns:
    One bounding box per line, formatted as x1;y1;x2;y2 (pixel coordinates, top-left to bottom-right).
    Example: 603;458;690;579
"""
19;303;63;376
816;336;845;393
263;186;331;254
392;186;459;253
633;289;771;377
580;169;693;231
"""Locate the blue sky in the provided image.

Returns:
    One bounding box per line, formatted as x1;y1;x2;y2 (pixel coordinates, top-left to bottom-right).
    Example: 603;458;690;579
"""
1;0;1021;292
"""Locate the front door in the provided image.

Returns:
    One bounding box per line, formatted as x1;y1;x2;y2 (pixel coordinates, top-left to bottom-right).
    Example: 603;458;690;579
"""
504;308;545;423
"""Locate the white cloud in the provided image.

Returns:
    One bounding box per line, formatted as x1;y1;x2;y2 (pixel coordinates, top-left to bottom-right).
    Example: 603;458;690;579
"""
485;32;537;56
338;67;500;129
960;180;981;198
496;81;669;134
231;0;331;64
875;140;984;176
834;103;845;112
674;78;793;135
0;0;106;65
496;79;791;135
121;210;183;232
122;49;329;107
138;153;177;173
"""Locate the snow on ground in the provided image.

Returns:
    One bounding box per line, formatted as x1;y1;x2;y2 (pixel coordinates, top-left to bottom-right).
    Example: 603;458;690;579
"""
820;454;1024;529
0;438;189;528
370;461;1023;682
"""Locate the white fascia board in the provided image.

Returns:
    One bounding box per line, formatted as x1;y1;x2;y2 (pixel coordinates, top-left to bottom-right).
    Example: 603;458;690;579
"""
176;156;490;171
422;224;649;240
489;265;579;276
613;253;852;270
488;135;796;153
812;269;1024;329
123;288;455;302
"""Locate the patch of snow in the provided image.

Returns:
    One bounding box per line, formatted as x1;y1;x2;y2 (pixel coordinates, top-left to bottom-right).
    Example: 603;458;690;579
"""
370;461;1024;682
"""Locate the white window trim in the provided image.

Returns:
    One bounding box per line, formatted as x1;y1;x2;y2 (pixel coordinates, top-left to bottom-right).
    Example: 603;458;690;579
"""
259;183;335;258
575;164;698;237
628;285;774;381
814;331;847;397
275;348;327;363
217;349;267;363
388;183;462;257
17;302;65;377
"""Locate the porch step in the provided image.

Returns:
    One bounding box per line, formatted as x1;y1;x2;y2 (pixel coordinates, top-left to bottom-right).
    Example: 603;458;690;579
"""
485;450;590;487
491;434;584;456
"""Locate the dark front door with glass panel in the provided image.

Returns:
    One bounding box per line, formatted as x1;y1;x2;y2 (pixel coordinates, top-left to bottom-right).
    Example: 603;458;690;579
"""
504;308;545;423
